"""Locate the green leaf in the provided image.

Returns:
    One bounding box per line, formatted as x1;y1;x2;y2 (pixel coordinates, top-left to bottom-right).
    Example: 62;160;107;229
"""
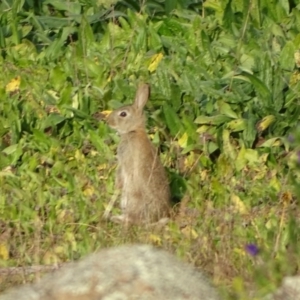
243;114;257;148
195;115;232;125
156;69;172;99
207;141;219;154
222;129;236;160
0;153;10;169
162;104;182;136
258;137;282;148
118;17;131;31
78;14;95;56
244;148;259;165
226;119;246;132
43;39;65;60
50;67;67;91
201;30;211;54
272;67;285;112
235;146;247;171
217;100;238;118
148;27;162;51
2;144;18;155
43;0;82;15
2;144;23;165
12;0;25;14
35;16;72;29
238;73;271;102
222;0;233;29
66;108;91;120
279;41;295;71
41;114;66;129
250;0;262;26
134;27;146;52
165;0;177;14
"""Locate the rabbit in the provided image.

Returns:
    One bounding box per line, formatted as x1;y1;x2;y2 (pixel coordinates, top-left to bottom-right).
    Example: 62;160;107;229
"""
105;84;171;225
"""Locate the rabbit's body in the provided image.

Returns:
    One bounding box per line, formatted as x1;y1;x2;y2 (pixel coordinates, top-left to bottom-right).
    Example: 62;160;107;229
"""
106;84;171;224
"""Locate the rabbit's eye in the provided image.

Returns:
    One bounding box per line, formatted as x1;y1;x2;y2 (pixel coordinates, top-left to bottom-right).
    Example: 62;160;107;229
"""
119;111;127;117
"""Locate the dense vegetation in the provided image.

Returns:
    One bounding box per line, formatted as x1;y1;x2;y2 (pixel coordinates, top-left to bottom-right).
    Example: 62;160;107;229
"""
1;0;300;298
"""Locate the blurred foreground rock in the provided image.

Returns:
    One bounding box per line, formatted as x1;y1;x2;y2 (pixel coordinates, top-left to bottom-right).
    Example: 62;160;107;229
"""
0;244;220;300
265;275;300;300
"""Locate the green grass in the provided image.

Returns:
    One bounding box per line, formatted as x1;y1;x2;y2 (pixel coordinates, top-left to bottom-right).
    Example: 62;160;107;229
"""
1;0;300;298
0;126;298;299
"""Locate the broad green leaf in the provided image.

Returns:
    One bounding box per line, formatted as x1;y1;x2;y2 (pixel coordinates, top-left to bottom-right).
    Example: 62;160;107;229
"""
134;27;146;52
35;16;72;28
148;53;163;73
43;39;65;60
156;69;171;99
2;144;23;165
244;148;259;165
170;84;182;112
256;115;275;133
269;176;281;192
2;144;18;155
12;0;25;14
162;18;186;35
243;113;257;148
84;59;105;77
227;119;246;132
222;0;233;29
250;0;262;26
279;0;290;15
238;73;271;101
89;130;111;153
78;15;95;56
272;67;285;112
195;115;232;125
43;0;82;14
50;67;67;91
222;129;236;160
162;103;182;136
181;114;198;142
118;17;131;31
207;141;219;154
258;137;282;148
235;146;247;171
196;125;211;134
201;30;211;55
181;144;200;154
148;28;163;51
0;154;12;170
178;132;188;148
20;25;33;39
279;41;296;71
165;0;177;14
203;0;221;10
41;114;66;129
239;53;255;73
217;100;238;118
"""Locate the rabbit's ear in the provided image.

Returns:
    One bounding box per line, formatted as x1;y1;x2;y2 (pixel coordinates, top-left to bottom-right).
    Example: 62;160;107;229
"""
133;84;150;112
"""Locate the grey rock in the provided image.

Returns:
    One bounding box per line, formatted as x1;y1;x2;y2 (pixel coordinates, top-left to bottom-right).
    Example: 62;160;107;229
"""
0;244;220;300
265;276;300;300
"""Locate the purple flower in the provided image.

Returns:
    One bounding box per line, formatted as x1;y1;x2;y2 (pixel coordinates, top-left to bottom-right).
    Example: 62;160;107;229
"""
245;244;259;256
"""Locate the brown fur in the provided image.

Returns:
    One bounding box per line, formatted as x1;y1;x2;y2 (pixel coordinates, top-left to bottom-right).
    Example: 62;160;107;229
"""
106;84;171;224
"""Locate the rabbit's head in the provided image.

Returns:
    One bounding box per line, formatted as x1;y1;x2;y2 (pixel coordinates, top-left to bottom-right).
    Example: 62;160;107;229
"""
107;84;149;135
